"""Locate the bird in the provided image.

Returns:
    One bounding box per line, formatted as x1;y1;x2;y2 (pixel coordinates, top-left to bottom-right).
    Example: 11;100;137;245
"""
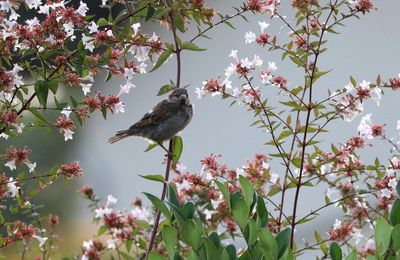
108;88;193;151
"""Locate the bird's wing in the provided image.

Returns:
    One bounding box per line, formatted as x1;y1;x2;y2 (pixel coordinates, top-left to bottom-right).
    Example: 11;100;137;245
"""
129;100;180;130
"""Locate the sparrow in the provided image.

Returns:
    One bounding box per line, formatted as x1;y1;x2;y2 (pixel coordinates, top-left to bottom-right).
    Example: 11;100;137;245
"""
108;88;193;150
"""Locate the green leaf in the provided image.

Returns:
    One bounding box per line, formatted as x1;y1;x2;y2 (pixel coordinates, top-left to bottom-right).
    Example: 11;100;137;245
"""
48;81;58;94
329;242;342;260
232;199;249;230
239;176;254;207
181;202;195;220
256;196;268;228
276;228;291;258
397;181;400;197
391;224;400;252
148;251;163;260
173;14;185;32
344;250;357;260
224;244;237;260
244;219;259;246
144;143;158;152
205;238;220;259
145;5;156;21
168;184;180;209
375;217;392;255
97;225;107;236
390;199;400;226
172;136;183;167
259;229;278;260
181;42;206;51
188;250;201;260
139;174;164;183
150;50;172;72
215;180;231;209
29;108;51;125
97;18;108;26
181;220;203;250
143;192;171;219
157;84;175;96
34;80;49;108
162;225;177;255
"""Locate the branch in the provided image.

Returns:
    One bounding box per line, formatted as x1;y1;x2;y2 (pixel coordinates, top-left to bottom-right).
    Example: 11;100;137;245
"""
144;142;173;259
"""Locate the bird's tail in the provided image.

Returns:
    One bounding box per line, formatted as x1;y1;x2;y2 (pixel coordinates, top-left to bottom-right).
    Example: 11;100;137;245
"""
108;130;130;144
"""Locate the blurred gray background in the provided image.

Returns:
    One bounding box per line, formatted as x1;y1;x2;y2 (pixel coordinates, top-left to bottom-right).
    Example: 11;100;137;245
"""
5;0;400;258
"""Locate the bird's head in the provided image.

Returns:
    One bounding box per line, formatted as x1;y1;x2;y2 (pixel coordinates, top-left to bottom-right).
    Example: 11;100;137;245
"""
168;88;190;106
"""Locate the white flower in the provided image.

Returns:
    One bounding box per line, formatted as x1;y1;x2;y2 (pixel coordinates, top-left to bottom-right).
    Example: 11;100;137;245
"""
82;35;95;52
176;179;190;191
195;87;206;99
267;62;278;72
88;21;98;34
26;17;40;28
33;235;48;249
380;188;392;199
63;129;74;141
107;195;117;206
252;55;263;67
101;0;107;5
15;123;25;134
333;219;342;229
82;240;93;250
258;21;270;33
5;159;16;171
0;133;9;139
25;0;42;9
131;23;141;36
262;161;270;170
107;239;117;249
203;209;215;220
26;162;37;173
138;63;147;74
76;1;88;16
210;195;223;209
131;207;149;221
365;239;375;250
326;187;338;200
124;68;135;80
94;207;112;219
118;81;135;96
352;229;364;245
7;177;19;197
80;83;92;96
370;87;382;106
388;178;397;190
61;106;72;118
229;50;239;62
270;173;279;184
115;102;125;114
106;30;113;37
244;31;256;44
357;114;374;139
38;4;50;15
176;162;187;174
129;45;150;62
397;120;400;131
63;22;75;41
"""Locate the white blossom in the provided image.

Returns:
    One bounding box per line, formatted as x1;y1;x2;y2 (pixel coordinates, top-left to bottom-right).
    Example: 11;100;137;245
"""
7;177;19;197
131;207;149;221
88;22;98;34
5;159;16;171
244;31;256;44
76;1;88;16
33;235;48;249
115;102;125;114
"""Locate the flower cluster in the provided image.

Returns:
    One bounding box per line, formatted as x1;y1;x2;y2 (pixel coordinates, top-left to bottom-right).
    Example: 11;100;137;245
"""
81;193;150;259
